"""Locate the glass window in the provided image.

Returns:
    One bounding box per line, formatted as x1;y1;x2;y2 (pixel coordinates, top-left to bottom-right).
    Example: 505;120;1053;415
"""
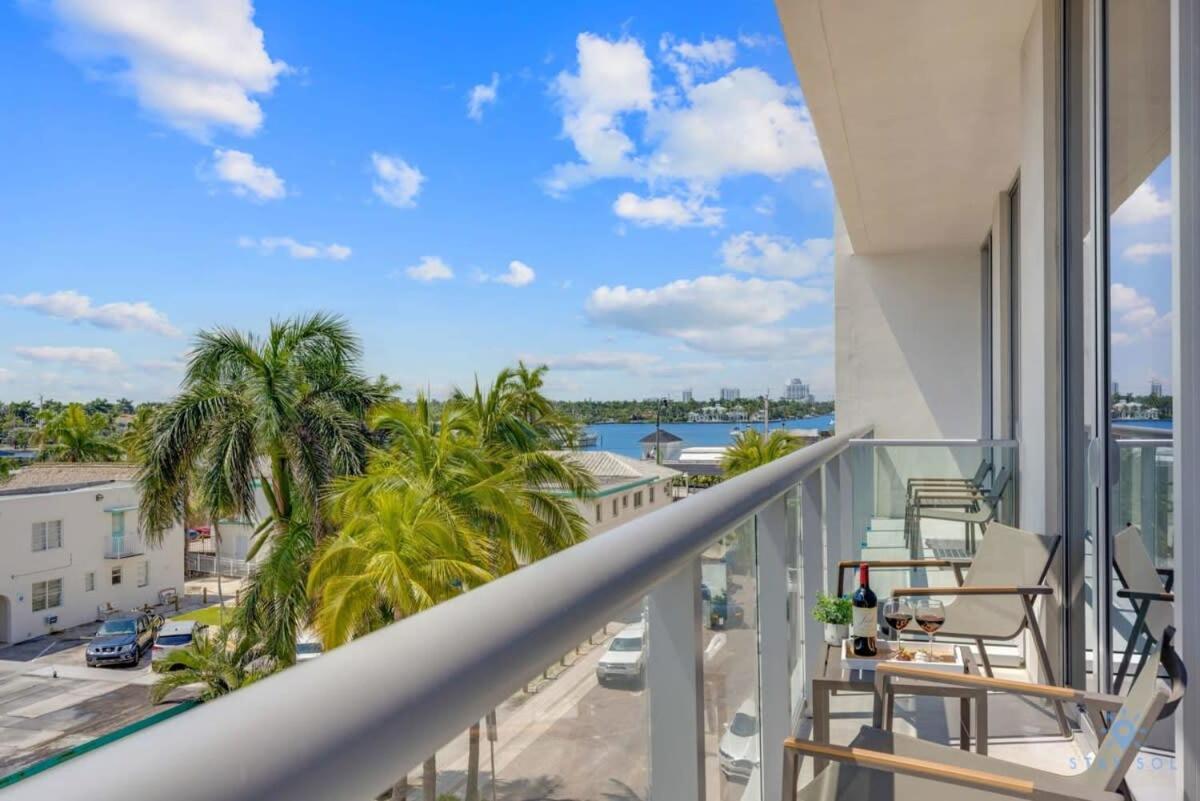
137;561;149;587
594;504;602;523
31;520;63;551
633;491;643;509
622;494;629;508
84;571;95;592
32;578;63;612
612;498;618;517
111;566;123;586
649;485;655;503
97;618;135;636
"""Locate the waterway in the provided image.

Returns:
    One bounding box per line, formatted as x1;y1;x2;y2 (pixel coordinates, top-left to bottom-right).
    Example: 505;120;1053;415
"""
583;414;836;459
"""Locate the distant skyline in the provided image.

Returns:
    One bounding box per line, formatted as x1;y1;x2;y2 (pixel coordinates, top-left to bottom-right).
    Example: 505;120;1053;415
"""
0;1;835;403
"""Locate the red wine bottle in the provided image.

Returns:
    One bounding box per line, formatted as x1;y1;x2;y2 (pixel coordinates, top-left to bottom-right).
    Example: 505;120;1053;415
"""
851;563;878;657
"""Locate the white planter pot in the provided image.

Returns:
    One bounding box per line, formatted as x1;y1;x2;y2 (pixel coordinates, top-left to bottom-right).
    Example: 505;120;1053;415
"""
823;623;848;646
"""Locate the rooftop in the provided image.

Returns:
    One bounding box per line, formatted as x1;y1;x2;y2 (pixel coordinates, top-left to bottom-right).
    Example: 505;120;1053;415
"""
547;449;679;494
0;462;138;497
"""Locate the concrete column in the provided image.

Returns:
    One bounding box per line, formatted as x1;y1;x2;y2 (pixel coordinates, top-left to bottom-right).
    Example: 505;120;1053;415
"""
1172;1;1199;797
755;495;790;801
800;472;825;706
647;558;704;801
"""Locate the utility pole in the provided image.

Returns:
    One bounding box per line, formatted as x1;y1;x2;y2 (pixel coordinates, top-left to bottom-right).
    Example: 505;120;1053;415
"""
655;397;668;464
763;390;770;435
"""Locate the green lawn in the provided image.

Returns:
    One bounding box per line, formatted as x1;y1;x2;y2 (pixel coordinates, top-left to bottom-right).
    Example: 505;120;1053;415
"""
170;605;229;627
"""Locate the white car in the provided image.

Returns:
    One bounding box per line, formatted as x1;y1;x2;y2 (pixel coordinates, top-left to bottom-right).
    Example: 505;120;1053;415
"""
595;622;645;687
295;637;324;663
718;698;760;781
152;620;207;668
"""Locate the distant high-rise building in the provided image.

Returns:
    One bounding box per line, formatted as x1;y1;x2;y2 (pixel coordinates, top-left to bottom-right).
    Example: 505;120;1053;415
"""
1111;381;1120;397
785;378;814;402
720;387;740;402
681;389;694;403
1150;379;1164;397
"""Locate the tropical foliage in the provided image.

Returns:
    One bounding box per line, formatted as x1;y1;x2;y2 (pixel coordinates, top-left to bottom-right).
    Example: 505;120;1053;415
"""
150;624;271;703
32;403;123;462
721;428;801;477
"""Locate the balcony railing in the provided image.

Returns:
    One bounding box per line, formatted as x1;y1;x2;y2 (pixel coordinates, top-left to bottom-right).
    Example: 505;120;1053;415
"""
6;424;874;801
102;536;144;559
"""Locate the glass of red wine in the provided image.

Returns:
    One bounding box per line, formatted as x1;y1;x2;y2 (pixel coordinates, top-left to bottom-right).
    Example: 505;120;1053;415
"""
914;599;946;659
882;597;913;654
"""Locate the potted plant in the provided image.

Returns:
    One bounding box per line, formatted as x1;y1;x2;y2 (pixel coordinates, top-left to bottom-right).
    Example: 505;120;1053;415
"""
812;592;852;646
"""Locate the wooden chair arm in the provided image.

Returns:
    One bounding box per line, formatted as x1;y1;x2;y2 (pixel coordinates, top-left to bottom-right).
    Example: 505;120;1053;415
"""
835;559;970;594
783;739;1037;797
782;738;1121;801
1116;588;1174;603
873;663;1081;702
892;584;1052;597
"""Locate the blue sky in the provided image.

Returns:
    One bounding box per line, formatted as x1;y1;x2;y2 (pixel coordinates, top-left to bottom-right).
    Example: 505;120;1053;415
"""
0;0;836;403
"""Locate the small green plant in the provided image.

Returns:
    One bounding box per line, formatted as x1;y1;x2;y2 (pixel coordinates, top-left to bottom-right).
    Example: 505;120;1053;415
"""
812;592;852;625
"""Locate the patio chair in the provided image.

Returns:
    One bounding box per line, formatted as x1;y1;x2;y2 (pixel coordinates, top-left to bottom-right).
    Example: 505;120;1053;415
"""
838;523;1068;735
912;466;1012;553
783;626;1186;801
904;459;992;538
1112;525;1174;693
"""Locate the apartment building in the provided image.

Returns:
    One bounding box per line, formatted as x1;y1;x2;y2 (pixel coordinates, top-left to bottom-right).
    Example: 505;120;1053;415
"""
0;464;184;644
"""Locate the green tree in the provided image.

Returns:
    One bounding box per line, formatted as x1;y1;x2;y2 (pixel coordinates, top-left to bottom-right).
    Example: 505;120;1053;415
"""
137;313;391;544
33;403;123;462
721;428;800;478
149;624;271;703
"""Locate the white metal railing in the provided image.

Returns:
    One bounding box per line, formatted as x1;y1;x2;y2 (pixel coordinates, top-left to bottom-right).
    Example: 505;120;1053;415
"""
9;425;871;801
102;536;144;559
184;551;253;578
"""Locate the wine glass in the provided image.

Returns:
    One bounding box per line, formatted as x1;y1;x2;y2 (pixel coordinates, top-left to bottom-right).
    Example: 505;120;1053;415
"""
913;599;946;659
882;597;913;655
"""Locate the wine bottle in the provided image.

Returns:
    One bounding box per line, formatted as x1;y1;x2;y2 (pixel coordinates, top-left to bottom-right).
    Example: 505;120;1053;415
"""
851;563;878;657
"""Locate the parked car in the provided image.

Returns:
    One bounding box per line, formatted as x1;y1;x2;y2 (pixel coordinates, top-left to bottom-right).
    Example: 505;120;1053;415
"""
709;593;745;629
718;698;760;780
295;639;324;663
86;613;156;668
595;622;645;687
152;620;207;669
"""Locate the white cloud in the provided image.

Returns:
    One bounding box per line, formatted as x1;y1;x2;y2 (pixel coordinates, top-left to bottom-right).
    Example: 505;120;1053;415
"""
612;192;723;228
586;274;827;358
0;368;12;383
1121;242;1171;264
467;73;500;121
14;345;122;371
211;148;286;200
238;235;351;261
1111;282;1169;341
3;290;180;336
531;350;724;377
495;260;536;287
371;153;425;208
46;0;288;139
753;195;776;216
545;34;655;193
1113;181;1171;225
546;34;822;195
720;232;832;278
659;34;736;88
404;256;454;282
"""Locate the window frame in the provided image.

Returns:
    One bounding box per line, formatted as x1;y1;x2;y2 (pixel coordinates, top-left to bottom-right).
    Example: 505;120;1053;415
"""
111;566;123;586
32;578;63;612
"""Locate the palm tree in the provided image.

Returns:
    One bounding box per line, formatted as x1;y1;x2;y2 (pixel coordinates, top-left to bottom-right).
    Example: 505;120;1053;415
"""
721;428;800;478
149;624;270;703
33;403;123;462
310;482;494;801
138;313;391;545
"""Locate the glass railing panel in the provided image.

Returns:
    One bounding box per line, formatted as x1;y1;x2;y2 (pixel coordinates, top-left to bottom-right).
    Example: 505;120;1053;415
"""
703;515;761;801
403;601;650;801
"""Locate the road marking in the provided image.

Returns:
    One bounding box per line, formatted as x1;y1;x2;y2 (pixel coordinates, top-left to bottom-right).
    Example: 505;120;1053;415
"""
705;633;726;661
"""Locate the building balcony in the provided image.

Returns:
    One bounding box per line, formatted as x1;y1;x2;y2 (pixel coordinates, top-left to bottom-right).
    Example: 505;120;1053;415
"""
103;536;144;559
10;426;1182;801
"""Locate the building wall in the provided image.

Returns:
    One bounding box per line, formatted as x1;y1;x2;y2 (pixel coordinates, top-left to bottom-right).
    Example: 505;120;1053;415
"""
834;215;985;440
582;480;675;536
0;484;185;643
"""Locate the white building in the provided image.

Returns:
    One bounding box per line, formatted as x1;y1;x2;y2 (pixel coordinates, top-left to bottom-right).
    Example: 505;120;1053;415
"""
784;378;813;402
1150;379;1164;398
719;387;740;402
548;451;678;536
681;389;693;403
0;464;184;645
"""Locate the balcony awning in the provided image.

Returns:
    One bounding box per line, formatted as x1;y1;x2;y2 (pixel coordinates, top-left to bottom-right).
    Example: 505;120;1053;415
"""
103;505;137;513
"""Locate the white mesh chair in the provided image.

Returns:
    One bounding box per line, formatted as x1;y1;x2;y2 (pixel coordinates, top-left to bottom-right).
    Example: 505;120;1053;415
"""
839;523;1068;735
914;467;1012;554
1112;525;1174;693
783;627;1187;801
